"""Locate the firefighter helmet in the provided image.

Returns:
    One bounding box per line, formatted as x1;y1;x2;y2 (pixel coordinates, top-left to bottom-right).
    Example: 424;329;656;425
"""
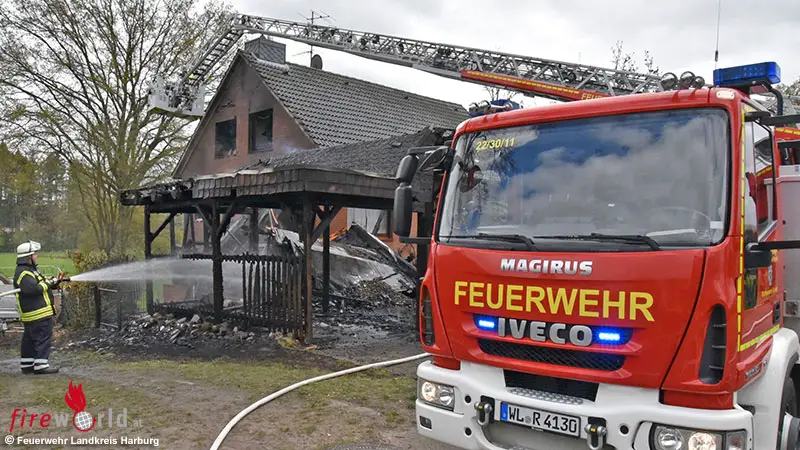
16;241;41;258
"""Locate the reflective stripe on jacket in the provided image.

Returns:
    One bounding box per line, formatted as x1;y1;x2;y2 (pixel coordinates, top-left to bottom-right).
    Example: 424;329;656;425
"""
13;263;54;322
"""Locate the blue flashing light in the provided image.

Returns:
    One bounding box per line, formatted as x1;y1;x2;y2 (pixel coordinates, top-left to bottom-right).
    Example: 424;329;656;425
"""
475;316;497;331
713;61;781;88
596;330;622;343
468;98;523;118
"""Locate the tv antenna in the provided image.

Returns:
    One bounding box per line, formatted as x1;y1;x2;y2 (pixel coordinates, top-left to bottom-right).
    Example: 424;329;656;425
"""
714;0;723;69
293;10;334;66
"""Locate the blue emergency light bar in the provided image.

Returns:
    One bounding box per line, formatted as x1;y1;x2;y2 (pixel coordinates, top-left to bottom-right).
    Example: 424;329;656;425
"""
468;99;522;118
713;61;781;88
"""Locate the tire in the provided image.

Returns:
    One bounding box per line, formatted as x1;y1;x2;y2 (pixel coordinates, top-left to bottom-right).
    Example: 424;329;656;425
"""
779;376;798;448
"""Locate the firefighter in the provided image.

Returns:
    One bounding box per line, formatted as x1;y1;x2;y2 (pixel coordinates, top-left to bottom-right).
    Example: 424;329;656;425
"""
13;241;61;375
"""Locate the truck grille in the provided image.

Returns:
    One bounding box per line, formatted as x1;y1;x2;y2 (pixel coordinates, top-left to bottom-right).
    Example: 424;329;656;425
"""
478;338;625;371
504;369;599;402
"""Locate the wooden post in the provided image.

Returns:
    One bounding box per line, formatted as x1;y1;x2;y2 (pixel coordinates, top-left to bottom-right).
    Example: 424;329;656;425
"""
302;200;314;343
203;220;210;252
189;213;197;247
182;213;191;248
93;285;101;328
249;208;259;253
322;205;331;314
169;216;176;254
210;204;224;323
144;206;154;315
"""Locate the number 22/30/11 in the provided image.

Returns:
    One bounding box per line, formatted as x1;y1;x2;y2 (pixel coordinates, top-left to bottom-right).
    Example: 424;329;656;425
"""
475;137;515;151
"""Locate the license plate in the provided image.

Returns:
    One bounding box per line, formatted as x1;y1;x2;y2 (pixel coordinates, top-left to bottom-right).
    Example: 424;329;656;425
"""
499;402;581;437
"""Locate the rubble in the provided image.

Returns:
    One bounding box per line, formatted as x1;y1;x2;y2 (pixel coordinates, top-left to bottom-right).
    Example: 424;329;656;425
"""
61;312;273;354
64;221;421;355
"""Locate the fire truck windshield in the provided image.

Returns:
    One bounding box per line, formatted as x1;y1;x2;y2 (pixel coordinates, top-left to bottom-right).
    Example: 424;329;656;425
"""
438;107;730;250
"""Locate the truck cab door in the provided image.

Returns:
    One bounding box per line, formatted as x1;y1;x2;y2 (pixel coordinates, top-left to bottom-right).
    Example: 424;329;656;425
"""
740;104;781;353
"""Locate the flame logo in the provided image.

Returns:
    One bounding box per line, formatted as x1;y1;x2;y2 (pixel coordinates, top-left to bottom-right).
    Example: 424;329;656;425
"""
64;381;86;412
64;381;96;432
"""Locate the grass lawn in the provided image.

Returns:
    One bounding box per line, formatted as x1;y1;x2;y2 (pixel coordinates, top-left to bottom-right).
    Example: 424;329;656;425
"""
0;251;78;279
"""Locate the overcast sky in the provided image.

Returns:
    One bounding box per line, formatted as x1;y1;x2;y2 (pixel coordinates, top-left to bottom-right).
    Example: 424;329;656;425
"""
231;0;800;109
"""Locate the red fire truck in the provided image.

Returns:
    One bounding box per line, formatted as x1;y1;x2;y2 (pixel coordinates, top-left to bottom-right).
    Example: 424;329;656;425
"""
145;13;800;449
393;62;800;450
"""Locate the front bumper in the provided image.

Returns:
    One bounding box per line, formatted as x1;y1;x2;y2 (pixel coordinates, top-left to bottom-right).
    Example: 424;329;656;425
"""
415;360;753;450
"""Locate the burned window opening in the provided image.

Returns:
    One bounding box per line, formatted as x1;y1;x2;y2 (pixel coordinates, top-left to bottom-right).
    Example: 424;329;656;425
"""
249;109;274;153
215;119;237;158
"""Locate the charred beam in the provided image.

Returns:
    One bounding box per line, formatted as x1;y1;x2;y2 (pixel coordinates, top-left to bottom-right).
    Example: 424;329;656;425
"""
217;199;243;239
322;205;331;314
301;199;314;343
311;205;343;243
249;208;259;252
210;203;224;322
144;205;154;315
152;212;177;240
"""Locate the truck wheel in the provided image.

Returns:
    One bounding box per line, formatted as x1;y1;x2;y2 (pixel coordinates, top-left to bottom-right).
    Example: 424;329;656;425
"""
784;377;798;418
779;376;798;448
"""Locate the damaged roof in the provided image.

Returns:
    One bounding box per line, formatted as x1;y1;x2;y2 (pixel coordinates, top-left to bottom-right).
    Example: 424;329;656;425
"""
122;127;448;212
242;126;446;177
240;51;468;148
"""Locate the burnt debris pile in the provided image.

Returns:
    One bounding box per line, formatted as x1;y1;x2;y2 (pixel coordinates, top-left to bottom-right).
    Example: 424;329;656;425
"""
218;222;419;333
62;312;274;354
61;222;421;353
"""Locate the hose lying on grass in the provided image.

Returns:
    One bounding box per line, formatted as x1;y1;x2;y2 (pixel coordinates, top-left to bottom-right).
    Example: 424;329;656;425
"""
209;352;431;450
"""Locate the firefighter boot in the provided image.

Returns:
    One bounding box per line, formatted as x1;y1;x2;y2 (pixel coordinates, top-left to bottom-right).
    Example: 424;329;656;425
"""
34;366;59;375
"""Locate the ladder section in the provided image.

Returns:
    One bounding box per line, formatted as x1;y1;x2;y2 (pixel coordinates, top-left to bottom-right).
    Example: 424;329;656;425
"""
232;15;662;102
186;20;246;90
148;12;800;120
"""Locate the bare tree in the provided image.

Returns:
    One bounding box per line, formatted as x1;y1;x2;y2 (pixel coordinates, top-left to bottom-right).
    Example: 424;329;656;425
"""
778;77;800;97
0;0;233;255
611;40;659;76
484;85;522;102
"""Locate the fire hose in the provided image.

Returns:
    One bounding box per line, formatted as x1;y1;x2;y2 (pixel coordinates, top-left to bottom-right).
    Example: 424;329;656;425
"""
0;276;71;297
0;288;20;297
209;352;431;450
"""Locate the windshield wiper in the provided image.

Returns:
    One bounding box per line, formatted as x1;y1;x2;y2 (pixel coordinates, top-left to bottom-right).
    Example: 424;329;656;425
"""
534;232;660;250
444;233;537;250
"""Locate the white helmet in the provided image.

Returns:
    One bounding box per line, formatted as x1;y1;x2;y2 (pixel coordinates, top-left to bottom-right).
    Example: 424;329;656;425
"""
16;241;41;258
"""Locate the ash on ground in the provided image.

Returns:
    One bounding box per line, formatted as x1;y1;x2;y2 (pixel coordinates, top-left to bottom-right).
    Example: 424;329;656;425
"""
60;312;278;358
310;279;420;365
59;278;417;360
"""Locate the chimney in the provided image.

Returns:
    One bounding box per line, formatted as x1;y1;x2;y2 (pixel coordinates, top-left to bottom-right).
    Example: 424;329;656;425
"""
244;36;286;65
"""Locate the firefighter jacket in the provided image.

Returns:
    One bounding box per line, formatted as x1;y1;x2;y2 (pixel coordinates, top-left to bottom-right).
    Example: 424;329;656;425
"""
13;263;55;322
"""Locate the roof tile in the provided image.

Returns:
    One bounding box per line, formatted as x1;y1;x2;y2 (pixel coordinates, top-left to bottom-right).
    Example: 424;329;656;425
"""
242;127;440;178
241;51;469;148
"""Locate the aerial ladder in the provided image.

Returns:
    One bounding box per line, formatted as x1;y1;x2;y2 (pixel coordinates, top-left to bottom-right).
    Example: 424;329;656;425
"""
147;13;800;140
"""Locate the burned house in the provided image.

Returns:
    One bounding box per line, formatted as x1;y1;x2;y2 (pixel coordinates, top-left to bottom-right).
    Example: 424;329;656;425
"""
174;36;467;250
120;37;468;342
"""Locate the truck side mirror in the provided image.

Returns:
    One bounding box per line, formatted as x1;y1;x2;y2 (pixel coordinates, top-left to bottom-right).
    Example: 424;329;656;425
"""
396;155;419;184
744;243;772;270
418;146;449;172
394;185;414;237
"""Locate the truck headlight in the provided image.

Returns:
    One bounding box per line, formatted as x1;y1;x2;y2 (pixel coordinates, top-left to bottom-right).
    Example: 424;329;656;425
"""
418;378;455;411
652;425;747;450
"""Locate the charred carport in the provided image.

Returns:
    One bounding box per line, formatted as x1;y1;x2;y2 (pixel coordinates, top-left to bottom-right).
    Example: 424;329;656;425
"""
120;127;453;343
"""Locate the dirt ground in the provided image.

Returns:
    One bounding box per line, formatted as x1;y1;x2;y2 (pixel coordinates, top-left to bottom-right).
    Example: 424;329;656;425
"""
0;324;458;450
